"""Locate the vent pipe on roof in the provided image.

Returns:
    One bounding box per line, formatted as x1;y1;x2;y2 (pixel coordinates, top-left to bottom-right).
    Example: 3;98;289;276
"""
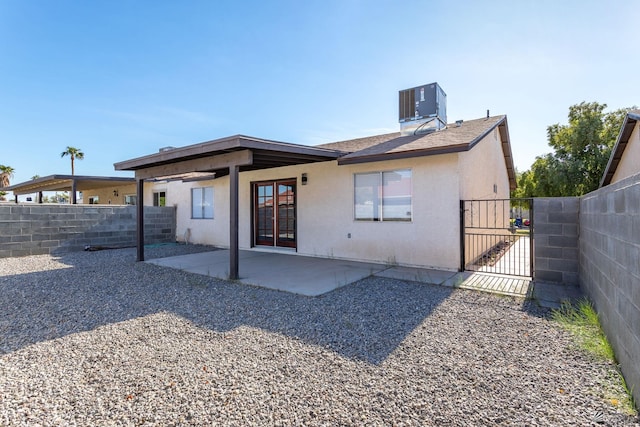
486;109;490;119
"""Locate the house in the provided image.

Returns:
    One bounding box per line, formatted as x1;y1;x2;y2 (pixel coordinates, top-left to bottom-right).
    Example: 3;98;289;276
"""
4;175;136;204
600;109;640;187
115;83;517;278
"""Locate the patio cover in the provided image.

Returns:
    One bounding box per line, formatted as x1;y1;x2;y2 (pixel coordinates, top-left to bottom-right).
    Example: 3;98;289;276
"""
4;175;135;204
114;134;344;279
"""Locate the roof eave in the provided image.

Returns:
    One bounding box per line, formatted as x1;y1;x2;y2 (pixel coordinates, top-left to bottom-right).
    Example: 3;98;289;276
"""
114;135;343;171
600;112;639;187
337;144;470;165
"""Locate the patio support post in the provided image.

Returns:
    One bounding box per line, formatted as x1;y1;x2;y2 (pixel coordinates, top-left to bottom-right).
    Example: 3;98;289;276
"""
229;164;239;280
71;179;77;204
136;178;145;262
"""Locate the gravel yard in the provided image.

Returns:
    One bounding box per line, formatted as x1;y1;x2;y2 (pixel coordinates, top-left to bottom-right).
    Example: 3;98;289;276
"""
0;245;637;426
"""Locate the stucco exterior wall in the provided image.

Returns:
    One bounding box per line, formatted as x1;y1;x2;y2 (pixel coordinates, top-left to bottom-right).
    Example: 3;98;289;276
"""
240;156;462;270
458;127;511;201
611;122;640;184
82;184;137;205
158;155;463;270
147;179;227;245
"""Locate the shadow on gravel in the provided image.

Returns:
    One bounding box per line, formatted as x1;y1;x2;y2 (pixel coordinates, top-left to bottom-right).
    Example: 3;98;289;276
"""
0;247;463;365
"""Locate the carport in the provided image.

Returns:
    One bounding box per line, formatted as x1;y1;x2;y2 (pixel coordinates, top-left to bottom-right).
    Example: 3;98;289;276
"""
4;174;135;204
114;135;343;279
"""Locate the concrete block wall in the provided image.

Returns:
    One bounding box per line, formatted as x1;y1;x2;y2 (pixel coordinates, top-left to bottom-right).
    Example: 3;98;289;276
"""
579;172;640;407
0;204;176;257
533;197;580;285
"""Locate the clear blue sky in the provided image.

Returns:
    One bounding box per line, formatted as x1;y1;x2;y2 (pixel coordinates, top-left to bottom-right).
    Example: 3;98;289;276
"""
1;0;638;188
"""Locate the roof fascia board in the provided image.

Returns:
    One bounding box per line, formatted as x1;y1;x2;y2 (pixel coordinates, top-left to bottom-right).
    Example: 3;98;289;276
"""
467;116;505;151
600;113;638;187
115;136;342;171
337;144;469;165
134;149;253;180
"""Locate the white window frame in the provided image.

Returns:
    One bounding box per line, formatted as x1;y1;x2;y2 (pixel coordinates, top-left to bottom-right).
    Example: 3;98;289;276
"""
354;169;412;222
192;187;214;219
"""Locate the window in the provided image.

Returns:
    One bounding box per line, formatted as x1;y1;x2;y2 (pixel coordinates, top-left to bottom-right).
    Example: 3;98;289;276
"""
354;169;412;221
124;195;136;205
192;187;214;219
88;196;99;204
153;191;166;207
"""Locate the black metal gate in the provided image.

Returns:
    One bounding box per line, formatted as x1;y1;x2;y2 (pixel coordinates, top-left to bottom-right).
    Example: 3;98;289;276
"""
460;198;533;277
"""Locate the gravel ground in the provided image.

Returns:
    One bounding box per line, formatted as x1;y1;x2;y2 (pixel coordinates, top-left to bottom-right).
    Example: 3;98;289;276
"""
0;245;638;426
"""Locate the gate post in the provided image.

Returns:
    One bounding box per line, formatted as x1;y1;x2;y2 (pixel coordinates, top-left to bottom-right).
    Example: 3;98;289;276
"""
459;200;465;272
529;198;534;280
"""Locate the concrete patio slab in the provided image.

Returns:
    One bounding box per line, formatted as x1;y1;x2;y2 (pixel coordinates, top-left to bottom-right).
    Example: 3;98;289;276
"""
147;249;577;306
147;249;388;296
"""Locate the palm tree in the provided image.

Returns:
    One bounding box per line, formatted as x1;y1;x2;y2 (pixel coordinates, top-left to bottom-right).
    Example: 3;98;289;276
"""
60;146;84;175
0;165;15;188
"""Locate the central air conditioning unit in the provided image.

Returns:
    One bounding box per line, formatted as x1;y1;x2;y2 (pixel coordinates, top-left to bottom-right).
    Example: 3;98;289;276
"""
398;82;447;136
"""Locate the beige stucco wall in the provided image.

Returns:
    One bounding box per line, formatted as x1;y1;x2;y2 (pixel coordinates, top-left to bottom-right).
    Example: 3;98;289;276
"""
611;121;640;184
153;155;462;270
458;127;511;201
146;179;227;245
82;184;137;205
242;156;462;270
457;128;512;265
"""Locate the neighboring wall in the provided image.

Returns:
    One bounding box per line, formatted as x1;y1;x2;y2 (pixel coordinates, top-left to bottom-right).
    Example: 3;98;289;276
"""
0;204;176;258
580;172;640;406
533;197;580;285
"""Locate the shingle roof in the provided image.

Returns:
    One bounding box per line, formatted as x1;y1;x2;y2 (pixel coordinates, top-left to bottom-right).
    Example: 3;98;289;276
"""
318;115;505;162
315;115;516;189
317;132;401;153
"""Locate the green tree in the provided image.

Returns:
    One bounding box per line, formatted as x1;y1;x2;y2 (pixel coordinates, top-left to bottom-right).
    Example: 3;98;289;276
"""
60;146;84;175
0;165;15;188
513;102;631;197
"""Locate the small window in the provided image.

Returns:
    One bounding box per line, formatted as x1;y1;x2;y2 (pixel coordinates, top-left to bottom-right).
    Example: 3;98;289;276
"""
124;195;136;205
88;196;99;205
192;187;214;219
354;169;412;221
153;191;166;207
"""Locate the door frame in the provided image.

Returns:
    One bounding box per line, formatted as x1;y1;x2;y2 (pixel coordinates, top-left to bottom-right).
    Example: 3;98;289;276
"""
251;178;297;249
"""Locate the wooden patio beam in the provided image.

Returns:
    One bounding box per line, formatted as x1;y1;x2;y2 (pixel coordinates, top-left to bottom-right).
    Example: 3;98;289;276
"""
134;150;253;180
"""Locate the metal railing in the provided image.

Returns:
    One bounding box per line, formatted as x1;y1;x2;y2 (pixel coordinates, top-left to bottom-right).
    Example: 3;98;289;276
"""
460;199;533;277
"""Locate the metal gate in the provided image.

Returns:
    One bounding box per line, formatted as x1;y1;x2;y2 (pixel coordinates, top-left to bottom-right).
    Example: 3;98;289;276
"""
460;198;533;277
